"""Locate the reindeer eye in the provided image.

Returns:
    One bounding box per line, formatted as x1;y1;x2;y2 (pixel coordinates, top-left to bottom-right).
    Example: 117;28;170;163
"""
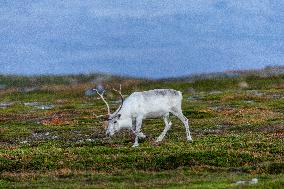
114;121;117;124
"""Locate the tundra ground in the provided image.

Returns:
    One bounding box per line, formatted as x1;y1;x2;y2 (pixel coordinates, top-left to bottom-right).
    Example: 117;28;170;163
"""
0;74;283;188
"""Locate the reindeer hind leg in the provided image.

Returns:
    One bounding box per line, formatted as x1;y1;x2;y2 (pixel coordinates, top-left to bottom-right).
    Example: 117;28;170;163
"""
171;109;192;141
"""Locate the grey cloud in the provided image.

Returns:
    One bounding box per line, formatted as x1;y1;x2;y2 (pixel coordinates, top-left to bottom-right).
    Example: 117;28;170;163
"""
0;0;283;78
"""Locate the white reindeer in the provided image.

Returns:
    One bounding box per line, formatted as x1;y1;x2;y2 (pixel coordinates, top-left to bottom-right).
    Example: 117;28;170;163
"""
94;86;192;147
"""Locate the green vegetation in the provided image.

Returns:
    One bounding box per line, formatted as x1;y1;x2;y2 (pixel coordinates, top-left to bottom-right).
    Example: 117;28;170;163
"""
0;73;284;188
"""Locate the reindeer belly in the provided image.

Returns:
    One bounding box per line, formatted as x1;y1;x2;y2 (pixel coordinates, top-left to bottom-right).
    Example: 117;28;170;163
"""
144;110;168;118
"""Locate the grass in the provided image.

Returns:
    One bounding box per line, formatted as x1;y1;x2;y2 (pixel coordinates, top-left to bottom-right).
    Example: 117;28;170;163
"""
0;74;284;188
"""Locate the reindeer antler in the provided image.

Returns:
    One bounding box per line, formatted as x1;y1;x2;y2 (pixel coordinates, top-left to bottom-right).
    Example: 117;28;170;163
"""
93;89;111;116
93;84;124;120
112;84;124;115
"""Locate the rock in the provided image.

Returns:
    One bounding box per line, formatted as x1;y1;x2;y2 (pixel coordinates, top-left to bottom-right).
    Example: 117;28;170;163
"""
235;178;258;185
85;89;96;96
235;180;246;185
38;105;55;110
209;90;223;94
187;87;195;93
238;81;249;89
0;84;6;90
243;100;255;104
24;102;40;106
24;102;55;110
186;96;200;101
0;102;14;109
249;178;258;185
96;84;105;94
18;87;39;93
86;138;95;142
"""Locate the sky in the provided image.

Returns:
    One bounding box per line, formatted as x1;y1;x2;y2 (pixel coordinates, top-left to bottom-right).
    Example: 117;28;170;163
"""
0;0;283;78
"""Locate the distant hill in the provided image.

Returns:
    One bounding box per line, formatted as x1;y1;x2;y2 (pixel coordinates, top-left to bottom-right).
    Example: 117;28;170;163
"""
0;66;284;88
225;66;284;76
163;66;284;81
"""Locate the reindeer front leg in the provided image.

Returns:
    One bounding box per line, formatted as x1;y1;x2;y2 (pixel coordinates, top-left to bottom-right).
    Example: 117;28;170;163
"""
133;116;143;147
156;114;172;142
131;117;146;139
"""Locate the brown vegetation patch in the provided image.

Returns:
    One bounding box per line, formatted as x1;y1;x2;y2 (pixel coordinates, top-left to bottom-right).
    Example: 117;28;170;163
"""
221;93;267;102
0;127;6;134
257;124;284;133
0;113;40;122
120;79;143;88
272;83;284;89
0;88;19;96
1;171;40;181
0;169;90;182
41;83;95;93
40;115;75;126
41;117;65;126
270;131;284;138
218;107;280;125
40;81;141;94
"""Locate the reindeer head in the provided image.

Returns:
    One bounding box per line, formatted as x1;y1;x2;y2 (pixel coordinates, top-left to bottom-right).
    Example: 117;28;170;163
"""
105;113;121;136
93;85;126;136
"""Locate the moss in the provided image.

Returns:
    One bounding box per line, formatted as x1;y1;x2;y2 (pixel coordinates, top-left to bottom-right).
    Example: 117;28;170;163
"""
267;163;284;174
1;74;284;187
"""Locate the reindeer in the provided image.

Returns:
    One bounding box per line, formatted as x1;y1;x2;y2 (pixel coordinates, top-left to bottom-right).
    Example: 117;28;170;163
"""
94;86;192;147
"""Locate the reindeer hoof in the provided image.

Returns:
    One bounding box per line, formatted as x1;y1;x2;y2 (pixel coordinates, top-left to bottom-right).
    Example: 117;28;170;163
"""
138;132;146;139
132;143;139;147
187;137;193;142
155;137;163;143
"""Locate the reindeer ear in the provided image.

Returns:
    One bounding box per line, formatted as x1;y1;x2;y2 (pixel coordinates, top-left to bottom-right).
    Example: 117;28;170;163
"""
101;115;110;121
